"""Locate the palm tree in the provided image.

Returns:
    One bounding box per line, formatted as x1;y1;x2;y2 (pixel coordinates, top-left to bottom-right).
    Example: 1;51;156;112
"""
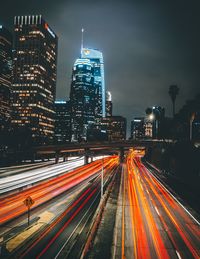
168;85;179;117
145;107;152;115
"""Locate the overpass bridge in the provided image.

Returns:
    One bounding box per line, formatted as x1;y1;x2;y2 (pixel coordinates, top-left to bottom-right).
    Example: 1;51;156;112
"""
33;139;173;164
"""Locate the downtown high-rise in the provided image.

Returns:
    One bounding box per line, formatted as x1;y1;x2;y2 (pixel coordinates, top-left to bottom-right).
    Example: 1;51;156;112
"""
54;100;71;143
70;43;106;142
11;15;58;144
100;116;126;141
70;58;95;142
0;25;12;130
81;47;106;118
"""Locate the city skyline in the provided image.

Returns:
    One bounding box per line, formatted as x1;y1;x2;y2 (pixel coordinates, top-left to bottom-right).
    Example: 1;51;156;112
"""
0;3;199;258
0;0;199;126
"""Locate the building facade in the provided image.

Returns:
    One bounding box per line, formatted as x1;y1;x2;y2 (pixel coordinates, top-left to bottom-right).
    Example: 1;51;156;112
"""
11;15;58;144
106;91;112;117
130;117;144;139
100;116;126;141
70;58;95;142
0;25;12;130
145;106;165;139
144;121;153;138
54;100;71;143
81;48;106;119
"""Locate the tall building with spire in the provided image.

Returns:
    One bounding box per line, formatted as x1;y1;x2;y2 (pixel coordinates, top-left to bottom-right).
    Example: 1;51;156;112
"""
81;47;106;119
0;25;12;130
11;15;58;144
69;29;106;142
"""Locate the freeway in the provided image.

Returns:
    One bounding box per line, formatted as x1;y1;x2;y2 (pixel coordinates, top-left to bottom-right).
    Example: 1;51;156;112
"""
14;156;119;258
0;160;54;177
119;151;200;259
0;158;85;194
0;156;84;177
0;156;116;225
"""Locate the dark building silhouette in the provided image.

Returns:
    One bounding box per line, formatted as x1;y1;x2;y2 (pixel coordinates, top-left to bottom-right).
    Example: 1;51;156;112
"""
0;25;12;130
70;58;95;142
11;15;58;144
54;100;71;143
87;125;108;142
173;94;200;141
100;116;126;141
130;117;144;139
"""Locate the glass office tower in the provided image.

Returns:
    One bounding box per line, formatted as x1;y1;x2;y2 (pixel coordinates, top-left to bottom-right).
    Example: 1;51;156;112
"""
70;58;95;142
0;26;12;130
81;48;106;118
54;100;71;143
12;15;58;144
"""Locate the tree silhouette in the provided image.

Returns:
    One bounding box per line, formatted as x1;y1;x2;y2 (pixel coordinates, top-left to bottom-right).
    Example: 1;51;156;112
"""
145;107;152;115
169;85;179;117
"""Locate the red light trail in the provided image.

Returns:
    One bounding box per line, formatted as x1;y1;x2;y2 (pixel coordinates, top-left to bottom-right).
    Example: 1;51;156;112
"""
120;151;200;259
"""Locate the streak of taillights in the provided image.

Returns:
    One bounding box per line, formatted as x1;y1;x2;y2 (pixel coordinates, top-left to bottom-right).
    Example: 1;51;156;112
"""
133;154;200;259
19;158;119;258
127;154;169;259
20;188;97;259
0;157;117;225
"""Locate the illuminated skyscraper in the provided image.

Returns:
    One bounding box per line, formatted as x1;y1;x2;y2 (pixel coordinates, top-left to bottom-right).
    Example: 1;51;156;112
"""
106;91;112;117
81;47;106;118
70;58;95;142
130;117;144;139
12;15;58;144
54;100;71;143
0;25;12;130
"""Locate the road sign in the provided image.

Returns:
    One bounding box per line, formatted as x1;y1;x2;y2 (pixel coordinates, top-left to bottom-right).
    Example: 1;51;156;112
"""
23;196;34;226
24;196;34;208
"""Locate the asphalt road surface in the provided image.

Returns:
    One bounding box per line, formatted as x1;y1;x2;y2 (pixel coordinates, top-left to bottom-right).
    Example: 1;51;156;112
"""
12;157;119;259
119;151;200;259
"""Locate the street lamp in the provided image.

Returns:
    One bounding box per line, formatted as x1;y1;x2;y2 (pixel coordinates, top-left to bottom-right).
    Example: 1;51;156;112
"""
190;113;195;141
147;113;156;138
148;107;163;139
149;113;155;121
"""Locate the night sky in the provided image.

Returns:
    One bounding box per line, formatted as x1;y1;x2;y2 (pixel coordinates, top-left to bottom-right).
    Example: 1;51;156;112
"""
1;0;200;129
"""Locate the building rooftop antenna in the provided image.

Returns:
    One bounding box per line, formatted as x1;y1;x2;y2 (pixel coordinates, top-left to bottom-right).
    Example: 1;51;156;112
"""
81;28;84;54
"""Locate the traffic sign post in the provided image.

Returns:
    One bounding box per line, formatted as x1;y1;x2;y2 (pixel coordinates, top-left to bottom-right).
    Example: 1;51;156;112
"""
28;206;30;226
23;196;34;226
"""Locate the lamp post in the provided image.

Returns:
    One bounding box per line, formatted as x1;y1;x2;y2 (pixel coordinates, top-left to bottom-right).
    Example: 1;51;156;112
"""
148;107;162;139
190;113;195;141
148;113;155;138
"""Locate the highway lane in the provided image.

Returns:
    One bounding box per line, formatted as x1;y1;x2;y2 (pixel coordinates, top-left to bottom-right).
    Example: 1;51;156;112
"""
0;160;56;176
120;151;200;259
0;158;85;194
0;157;115;225
0;168;108;256
16;157;119;259
0;156;84;176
